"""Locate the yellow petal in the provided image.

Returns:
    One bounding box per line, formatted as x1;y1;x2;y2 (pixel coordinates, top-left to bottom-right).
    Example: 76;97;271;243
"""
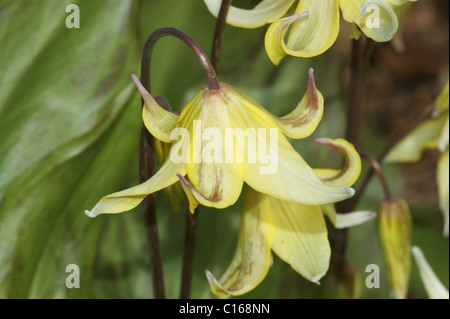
267;195;330;282
228;70;324;139
264;12;309;65
132;74;179;143
411;246;449;299
184;87;245;213
384;114;448;163
206;189;273;297
283;0;340;58
84;142;187;217
322;204;376;229
437;149;449;237
244;134;354;205
270;68;325;138
222;85;354;205
313;138;362;187
340;0;398;42
203;0;295;29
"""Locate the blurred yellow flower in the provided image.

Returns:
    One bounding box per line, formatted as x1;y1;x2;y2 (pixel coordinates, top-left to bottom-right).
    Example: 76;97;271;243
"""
204;0;416;64
412;246;449;299
85;70;355;217
206;138;375;297
378;197;411;299
385;78;449;236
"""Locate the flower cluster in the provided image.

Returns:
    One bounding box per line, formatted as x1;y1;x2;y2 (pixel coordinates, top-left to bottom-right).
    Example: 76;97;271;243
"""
204;0;417;64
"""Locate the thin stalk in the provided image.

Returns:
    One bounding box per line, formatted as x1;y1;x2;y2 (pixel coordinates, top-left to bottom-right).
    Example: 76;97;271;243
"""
179;210;199;299
141;27;220;91
346;102;434;213
210;0;232;74
330;37;372;286
360;152;394;201
139;126;165;299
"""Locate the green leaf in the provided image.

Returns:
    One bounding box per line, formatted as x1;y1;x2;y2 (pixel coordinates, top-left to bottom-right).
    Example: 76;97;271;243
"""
0;0;141;298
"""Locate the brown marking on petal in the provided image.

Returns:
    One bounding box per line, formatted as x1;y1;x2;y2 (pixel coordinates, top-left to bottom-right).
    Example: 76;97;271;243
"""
228;281;244;292
209;171;223;202
278;68;319;128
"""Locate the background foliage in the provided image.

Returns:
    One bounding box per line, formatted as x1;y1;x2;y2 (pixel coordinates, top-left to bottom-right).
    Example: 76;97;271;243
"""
0;0;447;298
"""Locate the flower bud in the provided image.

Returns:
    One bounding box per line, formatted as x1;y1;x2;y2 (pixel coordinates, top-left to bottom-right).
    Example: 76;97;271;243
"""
377;197;411;299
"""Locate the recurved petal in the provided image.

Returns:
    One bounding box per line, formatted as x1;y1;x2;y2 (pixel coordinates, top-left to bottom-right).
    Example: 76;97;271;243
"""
206;189;273;297
265;12;309;65
322;204;376;229
270;69;324;138
226;70;323;140
384;114;448;163
132;74;179;143
203;0;295;29
437;149;449;237
282;0;340;58
313;138;362;187
229;113;354;205
268;195;330;283
411;246;449;299
84;144;186;217
340;0;398;42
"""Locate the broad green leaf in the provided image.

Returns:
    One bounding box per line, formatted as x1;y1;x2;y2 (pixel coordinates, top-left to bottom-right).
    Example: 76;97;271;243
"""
0;0;141;298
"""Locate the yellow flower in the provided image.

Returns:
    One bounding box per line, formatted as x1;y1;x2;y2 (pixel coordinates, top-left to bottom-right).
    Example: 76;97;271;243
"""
385;78;449;236
85;70;355;217
411;246;449;299
206;138;376;297
204;0;416;64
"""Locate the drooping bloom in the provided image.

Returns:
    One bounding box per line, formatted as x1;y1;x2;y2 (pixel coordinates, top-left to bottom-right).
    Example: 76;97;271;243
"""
411;246;449;299
385;78;449;236
85;69;355;217
206;138;376;297
204;0;417;64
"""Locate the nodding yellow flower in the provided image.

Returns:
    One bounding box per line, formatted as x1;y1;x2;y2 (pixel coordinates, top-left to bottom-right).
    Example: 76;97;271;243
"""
85;69;355;217
204;0;417;64
206;138;376;298
385;78;449;236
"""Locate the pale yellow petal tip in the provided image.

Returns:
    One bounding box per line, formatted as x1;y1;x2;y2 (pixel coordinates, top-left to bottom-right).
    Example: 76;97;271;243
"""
347;185;356;197
205;269;229;298
310;273;324;285
84;209;98;218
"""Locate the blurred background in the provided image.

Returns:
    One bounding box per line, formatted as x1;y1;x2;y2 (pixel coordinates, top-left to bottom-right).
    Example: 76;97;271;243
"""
0;0;447;298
